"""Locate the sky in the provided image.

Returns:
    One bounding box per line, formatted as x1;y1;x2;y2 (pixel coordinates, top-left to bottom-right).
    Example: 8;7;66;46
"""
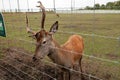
0;0;119;11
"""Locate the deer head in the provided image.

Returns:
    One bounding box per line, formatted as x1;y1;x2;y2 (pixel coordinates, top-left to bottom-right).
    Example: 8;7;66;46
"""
25;1;58;61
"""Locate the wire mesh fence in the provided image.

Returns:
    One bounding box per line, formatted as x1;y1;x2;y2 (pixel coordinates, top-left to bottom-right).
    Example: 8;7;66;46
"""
1;0;120;13
1;8;120;13
0;10;120;80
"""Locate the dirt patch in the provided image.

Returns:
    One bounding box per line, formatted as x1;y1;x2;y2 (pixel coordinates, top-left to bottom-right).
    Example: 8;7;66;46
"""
0;47;119;80
0;48;86;80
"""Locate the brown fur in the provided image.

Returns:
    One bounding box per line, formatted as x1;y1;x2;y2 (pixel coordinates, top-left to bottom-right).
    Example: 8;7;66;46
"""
48;35;84;68
47;35;84;80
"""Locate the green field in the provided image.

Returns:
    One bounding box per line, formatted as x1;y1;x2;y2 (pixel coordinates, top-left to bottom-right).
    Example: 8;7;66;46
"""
0;12;120;80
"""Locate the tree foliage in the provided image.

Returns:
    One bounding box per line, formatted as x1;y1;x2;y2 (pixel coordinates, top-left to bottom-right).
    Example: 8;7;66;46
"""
94;4;100;9
85;0;120;10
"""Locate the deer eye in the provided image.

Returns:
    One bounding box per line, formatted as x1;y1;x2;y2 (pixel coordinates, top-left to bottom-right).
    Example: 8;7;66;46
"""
42;41;46;44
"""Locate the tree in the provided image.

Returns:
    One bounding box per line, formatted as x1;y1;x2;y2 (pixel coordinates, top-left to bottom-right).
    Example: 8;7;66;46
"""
114;1;120;9
106;2;114;9
85;6;93;10
94;4;100;9
84;0;120;10
101;4;106;9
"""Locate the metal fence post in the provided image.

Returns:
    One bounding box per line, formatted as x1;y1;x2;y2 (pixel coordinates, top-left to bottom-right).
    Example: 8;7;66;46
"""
118;37;120;54
91;33;95;54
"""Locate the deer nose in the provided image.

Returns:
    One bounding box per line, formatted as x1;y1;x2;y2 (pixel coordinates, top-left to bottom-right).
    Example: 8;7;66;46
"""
32;56;37;62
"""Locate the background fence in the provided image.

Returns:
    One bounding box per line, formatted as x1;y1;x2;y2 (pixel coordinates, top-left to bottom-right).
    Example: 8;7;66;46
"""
1;8;120;13
1;0;120;13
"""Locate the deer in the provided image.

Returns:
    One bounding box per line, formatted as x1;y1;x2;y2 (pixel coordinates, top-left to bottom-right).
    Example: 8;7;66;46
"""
25;1;84;80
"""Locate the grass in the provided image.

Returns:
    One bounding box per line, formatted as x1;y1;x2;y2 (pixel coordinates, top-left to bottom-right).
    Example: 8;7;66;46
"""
0;12;120;80
1;12;120;61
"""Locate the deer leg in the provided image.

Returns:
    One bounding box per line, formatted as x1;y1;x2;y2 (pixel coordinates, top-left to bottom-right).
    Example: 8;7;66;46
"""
79;56;84;80
68;70;71;80
62;71;65;80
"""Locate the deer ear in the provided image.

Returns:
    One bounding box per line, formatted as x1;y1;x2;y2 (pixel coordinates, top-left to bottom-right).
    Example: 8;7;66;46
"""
29;33;40;39
49;21;58;34
35;32;40;39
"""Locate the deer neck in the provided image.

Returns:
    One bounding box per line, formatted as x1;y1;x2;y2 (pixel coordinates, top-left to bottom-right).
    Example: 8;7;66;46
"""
48;39;64;64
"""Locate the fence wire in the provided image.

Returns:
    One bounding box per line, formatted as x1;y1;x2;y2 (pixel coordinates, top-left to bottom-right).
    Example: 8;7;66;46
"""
0;51;57;80
0;34;119;79
57;31;119;40
0;62;23;80
18;38;120;65
0;59;38;80
0;30;120;80
2;55;57;80
1;30;120;79
11;48;103;80
0;5;120;80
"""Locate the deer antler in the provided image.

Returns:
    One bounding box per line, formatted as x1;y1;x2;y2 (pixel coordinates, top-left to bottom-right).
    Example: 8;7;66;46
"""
25;12;36;35
37;1;46;30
